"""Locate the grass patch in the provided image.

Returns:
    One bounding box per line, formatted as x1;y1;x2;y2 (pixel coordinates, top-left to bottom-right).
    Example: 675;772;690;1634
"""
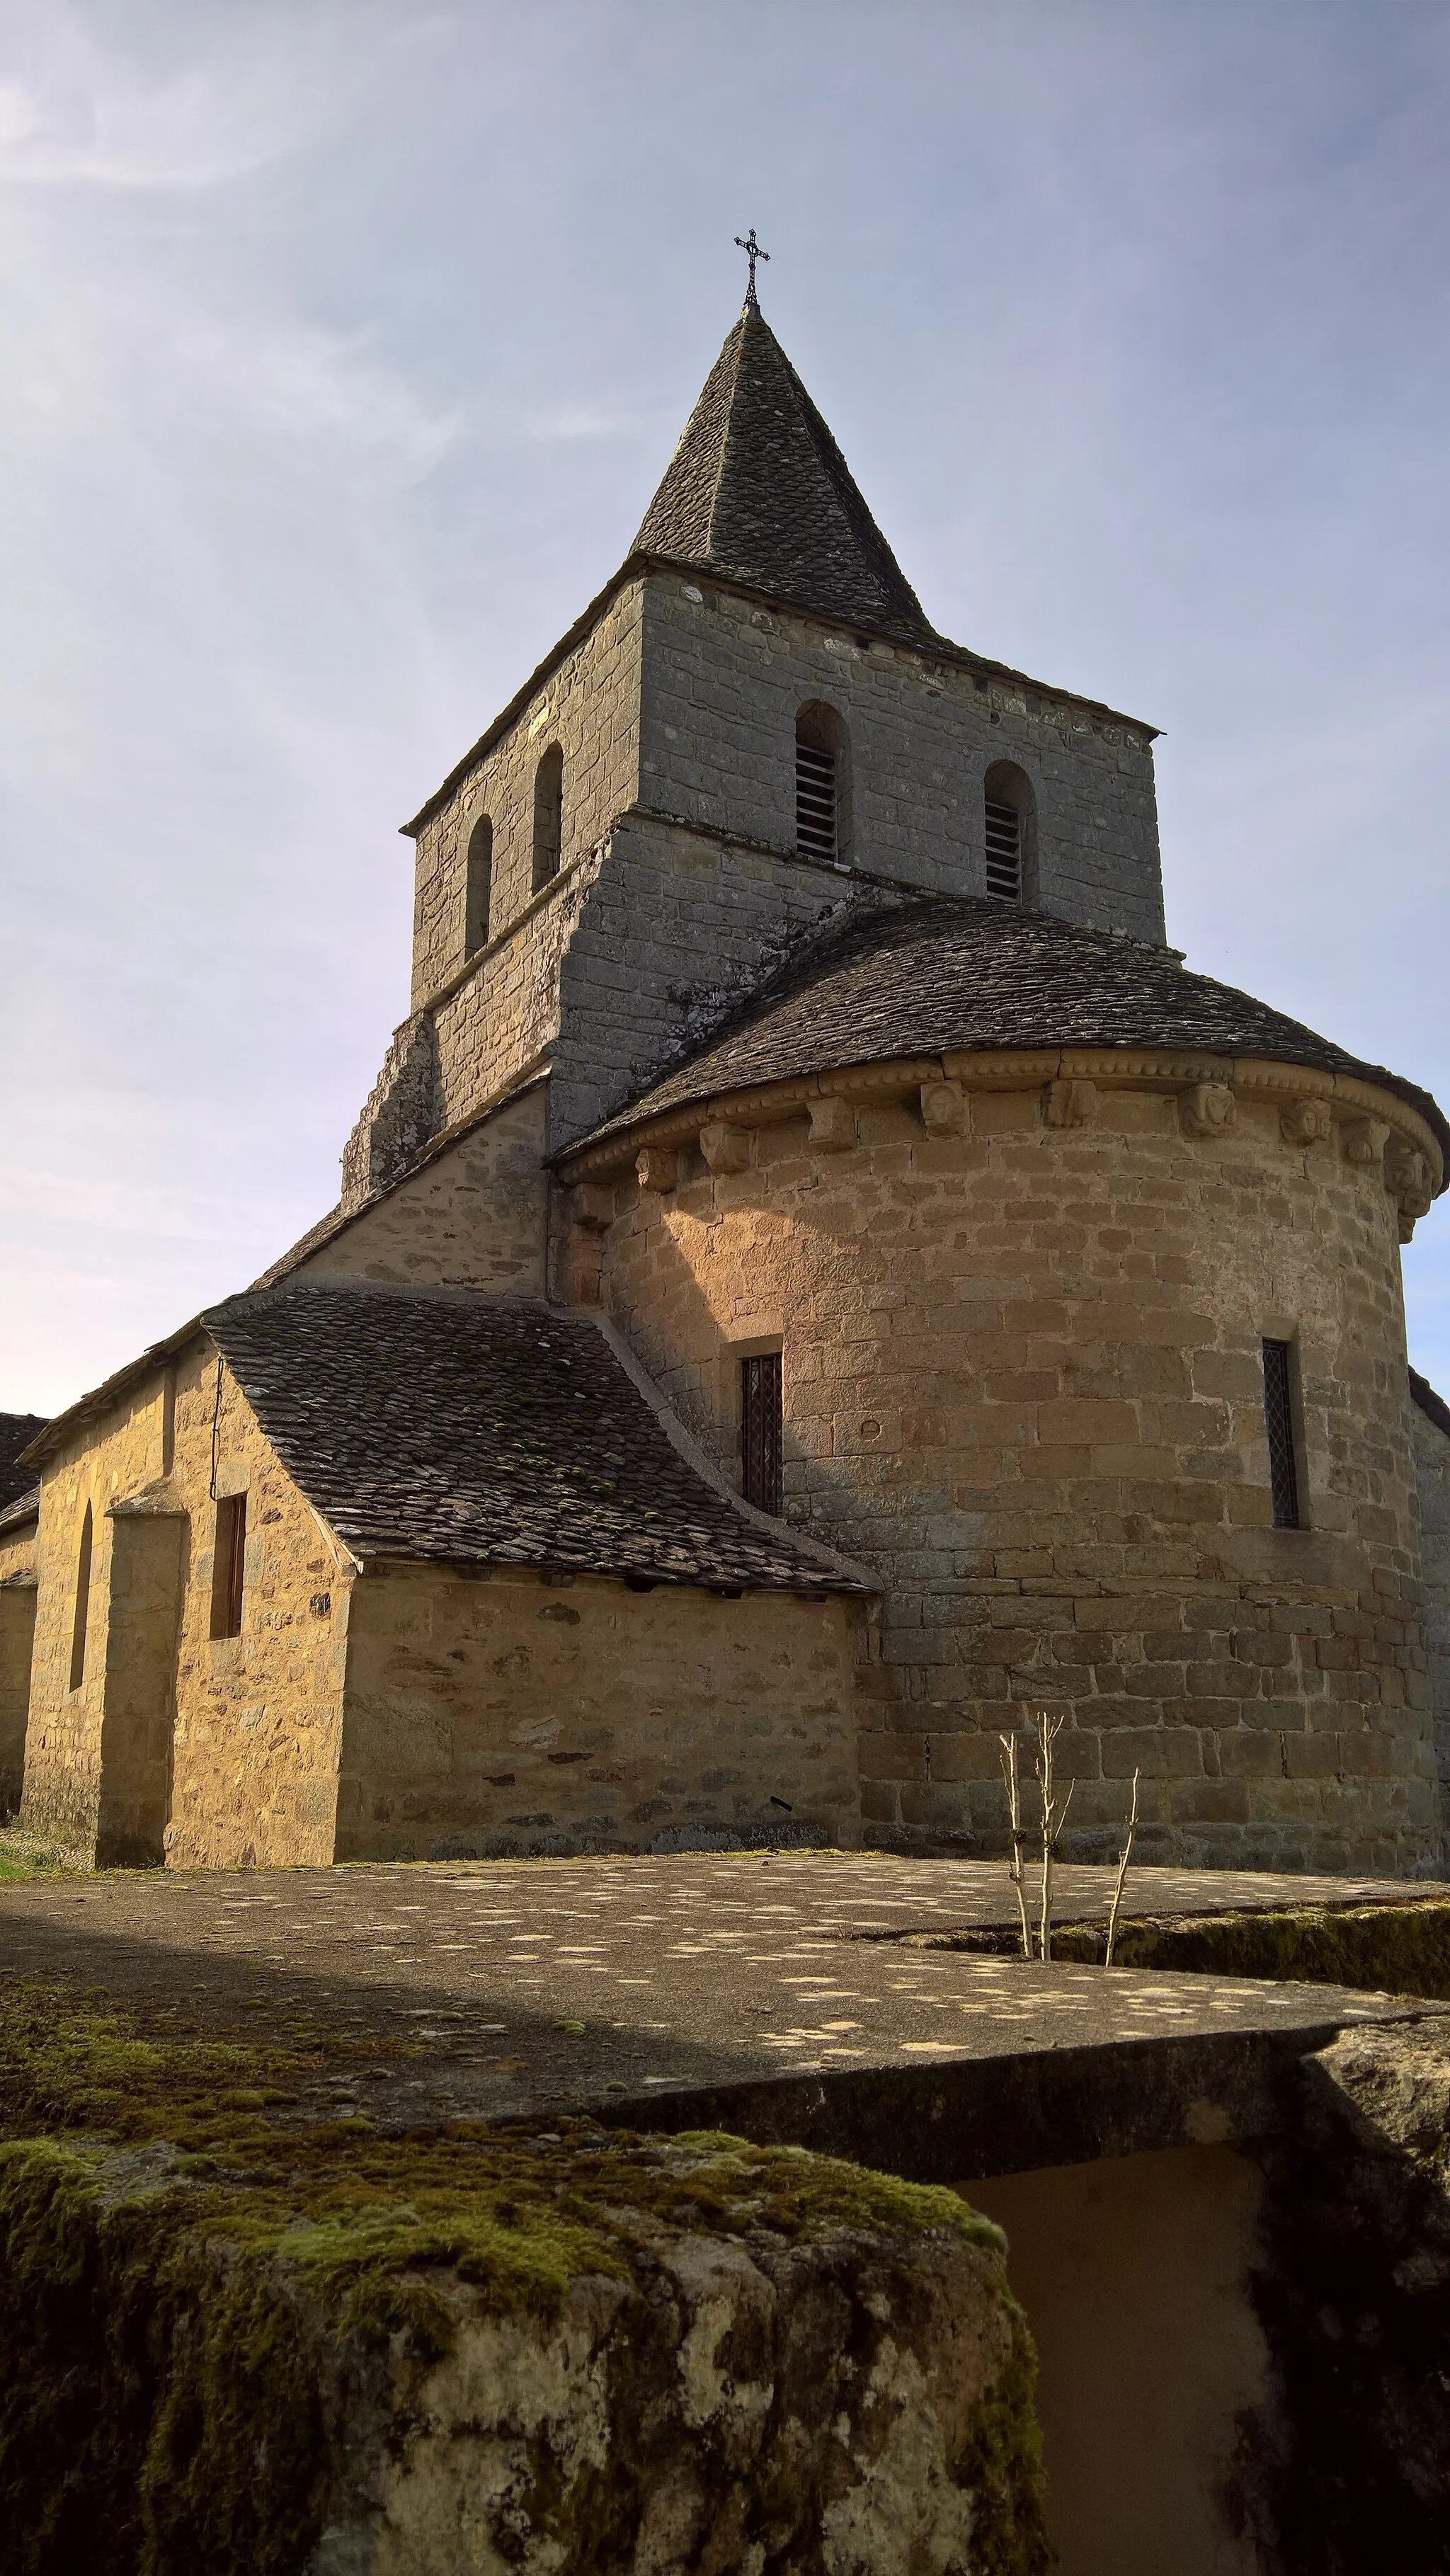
0;1824;91;1882
923;1899;1450;1997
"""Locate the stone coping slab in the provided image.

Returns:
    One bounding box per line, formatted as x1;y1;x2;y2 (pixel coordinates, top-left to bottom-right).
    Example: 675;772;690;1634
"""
4;1852;1446;2182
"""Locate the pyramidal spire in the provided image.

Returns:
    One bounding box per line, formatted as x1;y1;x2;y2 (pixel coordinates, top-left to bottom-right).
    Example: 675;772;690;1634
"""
633;298;936;646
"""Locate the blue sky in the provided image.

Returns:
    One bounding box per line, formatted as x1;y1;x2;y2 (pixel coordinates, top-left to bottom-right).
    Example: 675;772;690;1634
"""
3;0;1449;1412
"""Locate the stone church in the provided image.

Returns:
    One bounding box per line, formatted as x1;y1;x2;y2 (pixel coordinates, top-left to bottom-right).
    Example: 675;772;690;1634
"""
4;285;1449;1878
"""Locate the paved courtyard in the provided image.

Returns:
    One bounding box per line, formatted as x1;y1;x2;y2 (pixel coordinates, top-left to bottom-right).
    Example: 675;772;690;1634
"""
3;1852;1442;2179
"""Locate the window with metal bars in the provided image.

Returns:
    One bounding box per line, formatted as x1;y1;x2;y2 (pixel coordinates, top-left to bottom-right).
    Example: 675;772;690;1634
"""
741;1352;784;1515
796;737;838;865
1262;1340;1303;1529
210;1493;248;1639
984;795;1023;901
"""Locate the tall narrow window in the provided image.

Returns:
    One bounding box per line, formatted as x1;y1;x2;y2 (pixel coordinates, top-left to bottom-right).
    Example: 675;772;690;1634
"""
68;1503;93;1692
741;1353;784;1515
211;1493;248;1639
532;746;563;893
983;762;1035;904
1262;1340;1303;1529
464;815;493;957
795;703;850;867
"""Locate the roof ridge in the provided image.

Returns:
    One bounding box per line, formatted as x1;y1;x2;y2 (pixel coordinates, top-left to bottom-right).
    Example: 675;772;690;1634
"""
700;307;748;563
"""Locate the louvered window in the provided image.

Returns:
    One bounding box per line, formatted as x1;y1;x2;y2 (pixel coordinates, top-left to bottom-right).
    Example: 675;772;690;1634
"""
796;739;838;864
984;797;1022;901
1262;1340;1303;1529
741;1353;784;1515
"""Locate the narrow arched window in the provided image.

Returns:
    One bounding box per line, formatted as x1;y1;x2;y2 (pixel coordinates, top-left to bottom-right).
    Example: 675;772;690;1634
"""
983;762;1035;903
465;815;493;956
69;1503;93;1692
795;704;851;867
532;746;563;893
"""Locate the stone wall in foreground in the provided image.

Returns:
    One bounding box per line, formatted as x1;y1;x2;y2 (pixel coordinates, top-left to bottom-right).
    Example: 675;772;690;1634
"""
584;1050;1442;1875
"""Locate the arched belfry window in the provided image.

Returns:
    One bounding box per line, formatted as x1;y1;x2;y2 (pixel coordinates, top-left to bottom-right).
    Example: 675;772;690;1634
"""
69;1502;93;1692
795;704;851;868
465;815;493;957
983;762;1035;904
532;746;564;894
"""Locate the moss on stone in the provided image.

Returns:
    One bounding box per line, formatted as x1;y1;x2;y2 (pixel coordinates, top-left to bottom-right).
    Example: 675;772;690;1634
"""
930;1899;1450;1998
0;1981;1037;2575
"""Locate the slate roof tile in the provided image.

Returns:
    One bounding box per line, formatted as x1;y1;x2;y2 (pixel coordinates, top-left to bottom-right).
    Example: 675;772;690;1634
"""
1410;1367;1450;1444
202;1285;863;1595
575;896;1450;1166
0;1415;48;1514
634;302;935;646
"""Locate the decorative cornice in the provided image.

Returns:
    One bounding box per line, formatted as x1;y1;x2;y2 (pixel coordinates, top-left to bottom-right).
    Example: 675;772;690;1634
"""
556;1045;1445;1219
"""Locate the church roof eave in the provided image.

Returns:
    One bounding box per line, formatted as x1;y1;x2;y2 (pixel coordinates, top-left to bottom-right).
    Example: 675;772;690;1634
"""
552;896;1450;1179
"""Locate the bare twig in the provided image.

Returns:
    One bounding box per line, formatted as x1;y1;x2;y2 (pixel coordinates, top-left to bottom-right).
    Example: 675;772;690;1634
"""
1034;1711;1074;1964
1103;1769;1141;1967
999;1733;1034;1959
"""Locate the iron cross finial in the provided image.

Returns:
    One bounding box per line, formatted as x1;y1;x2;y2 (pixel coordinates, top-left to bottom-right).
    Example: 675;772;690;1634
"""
734;227;770;308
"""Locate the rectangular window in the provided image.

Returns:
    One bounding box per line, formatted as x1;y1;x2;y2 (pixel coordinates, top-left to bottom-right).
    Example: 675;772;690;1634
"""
211;1493;248;1639
984;797;1022;901
1262;1340;1303;1529
741;1353;784;1515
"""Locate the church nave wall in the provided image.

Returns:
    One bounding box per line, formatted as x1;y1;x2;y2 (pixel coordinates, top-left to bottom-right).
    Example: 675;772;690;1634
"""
21;1349;350;1869
336;1559;863;1862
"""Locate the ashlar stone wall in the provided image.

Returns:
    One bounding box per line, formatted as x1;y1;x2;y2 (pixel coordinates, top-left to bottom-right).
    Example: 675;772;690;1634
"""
303;1081;549;1298
22;1347;350;1869
0;1514;37;1818
407;582;645;1010
21;1373;173;1849
19;1308;866;1870
338;1559;863;1861
350;564;1168;1198
550;812;861;1144
1411;1395;1450;1846
583;1056;1442;1876
637;574;1166;945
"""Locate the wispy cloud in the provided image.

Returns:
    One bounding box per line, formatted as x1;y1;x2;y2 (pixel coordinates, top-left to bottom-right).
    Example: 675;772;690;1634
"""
3;0;1449;1411
0;3;418;192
